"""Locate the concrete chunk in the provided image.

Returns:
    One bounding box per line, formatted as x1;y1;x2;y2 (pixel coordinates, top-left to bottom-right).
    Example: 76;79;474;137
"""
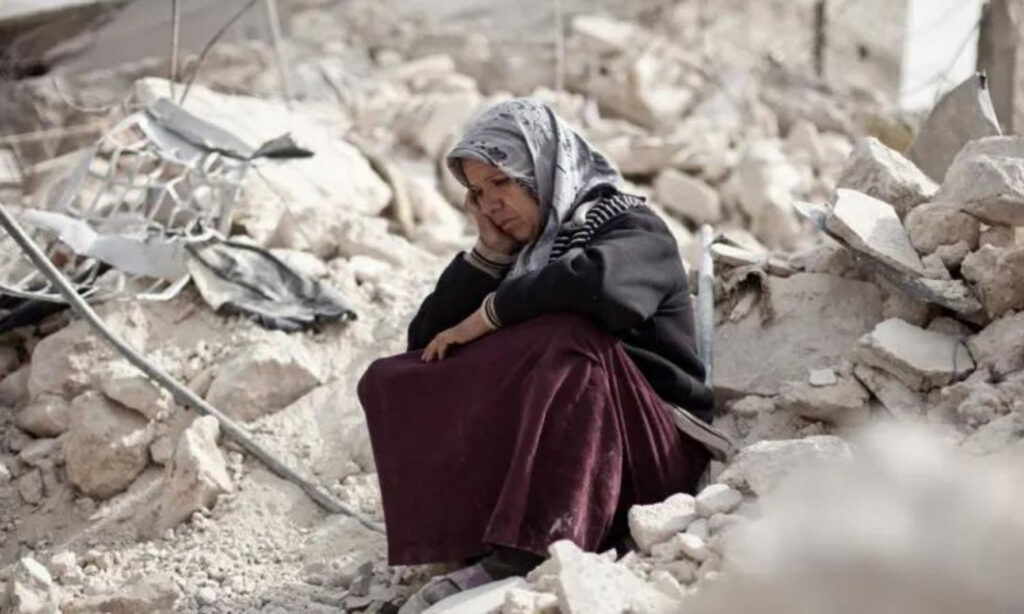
65;391;153;499
854;318;975;392
968;312;1024;378
904;202;981;255
16;394;70;438
778;376;870;425
718;436;853;496
695;484;743;517
960;245;1024;318
826;189;929;278
837;137;937;218
938;154;1024;226
628;493;697;552
852;364;925;419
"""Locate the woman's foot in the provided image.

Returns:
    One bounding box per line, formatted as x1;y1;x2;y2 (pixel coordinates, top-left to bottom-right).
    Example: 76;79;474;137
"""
398;548;544;613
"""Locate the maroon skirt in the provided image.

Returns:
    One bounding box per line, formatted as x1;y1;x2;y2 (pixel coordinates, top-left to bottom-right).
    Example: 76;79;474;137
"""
357;313;709;565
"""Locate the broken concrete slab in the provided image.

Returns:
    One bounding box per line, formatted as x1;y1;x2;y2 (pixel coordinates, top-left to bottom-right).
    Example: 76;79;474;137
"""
967;311;1024;378
825;188;929;278
904;202;981;255
136;416;233;538
837;137;937;218
852;364;925;419
853;318;975;392
777;376;870;425
654;169;721;224
960;245;1024;318
718;436;853;497
937;153;1024;226
908;73;1003;182
714;273;883;397
64;391;154;499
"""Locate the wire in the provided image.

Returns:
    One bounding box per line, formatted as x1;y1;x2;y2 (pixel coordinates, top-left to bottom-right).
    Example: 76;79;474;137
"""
179;0;259;104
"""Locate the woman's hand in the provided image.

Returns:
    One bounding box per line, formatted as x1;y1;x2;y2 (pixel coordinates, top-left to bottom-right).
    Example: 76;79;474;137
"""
422;308;492;362
467;194;519;254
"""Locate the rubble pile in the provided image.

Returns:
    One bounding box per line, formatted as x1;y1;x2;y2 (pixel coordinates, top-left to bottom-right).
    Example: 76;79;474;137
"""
1;2;1023;614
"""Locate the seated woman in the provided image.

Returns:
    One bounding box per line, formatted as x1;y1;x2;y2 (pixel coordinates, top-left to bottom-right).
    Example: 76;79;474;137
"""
357;98;730;609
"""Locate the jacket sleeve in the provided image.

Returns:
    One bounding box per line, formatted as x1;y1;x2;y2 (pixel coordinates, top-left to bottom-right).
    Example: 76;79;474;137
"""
406;251;506;351
491;208;685;332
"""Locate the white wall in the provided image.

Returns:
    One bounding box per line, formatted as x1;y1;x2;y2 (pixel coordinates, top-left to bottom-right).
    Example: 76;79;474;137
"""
900;0;986;110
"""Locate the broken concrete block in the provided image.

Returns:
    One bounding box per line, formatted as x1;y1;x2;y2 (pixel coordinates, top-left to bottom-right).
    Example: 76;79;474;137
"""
545;540;682;614
6;557;58;614
980;224;1017;249
96;360;174;422
136;416;233;538
15;394;70;437
808;368;838;387
695;484;743;517
837;137;937;218
937;154;1024;227
960;245;1024;318
19;438;59;469
419;577;524;613
205;339;322;422
778;376;870;425
854;318;975;392
714;273;883;396
718;436;853;497
47;552;76;578
933;240;972;267
852;364;925;419
968;311;1024;378
627;493;697;552
904;202;981;255
65;391;153;500
927;316;975;339
788;242;853;277
826;189;929;278
654;169;721;224
960;412;1024;456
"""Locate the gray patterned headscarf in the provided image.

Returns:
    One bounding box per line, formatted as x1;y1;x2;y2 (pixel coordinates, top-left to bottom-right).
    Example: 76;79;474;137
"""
446;98;621;280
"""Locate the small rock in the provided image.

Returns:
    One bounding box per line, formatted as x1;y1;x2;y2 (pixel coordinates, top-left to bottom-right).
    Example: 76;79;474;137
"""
149;435;174;466
960;245;1024;318
7;557;58;614
18;438;59;468
707;513;740;533
62;573;180;613
627;493;697;552
17;469;43;504
136;416;233;538
854;318;975;392
695;484;743;516
718;436;853;496
196;586;218;606
660;559;698;585
15;394;71;438
64;391;153;499
648;570;687;601
654;169;721;224
47;552;77;577
675;533;710;562
968;311;1024;378
852;364;924;419
96;360;175;421
837;137;937;218
0;364;31;408
979;224;1016;249
927;316;975;339
685;518;709;540
933;240;972;267
904;202;980;255
778;376;870;424
0;459;10;484
808;368;837;387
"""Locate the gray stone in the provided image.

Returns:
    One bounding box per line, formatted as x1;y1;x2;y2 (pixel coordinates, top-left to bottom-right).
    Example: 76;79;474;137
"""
714;273;883;396
904;202;981;255
17;469;43;505
980;224;1017;249
854;318;975;392
826;189;929;278
205;339;322;422
18;438;59;468
808;368;838;387
718;436;853;497
47;552;77;578
65;391;153;499
778;376;870;424
654;168;721;224
96;361;175;422
933;240;972;267
937;154;1024;226
0;364;30;408
837;137;937;218
960;245;1024;318
6;557;57;613
16;394;70;438
968;311;1024;378
136;416;233;538
852;364;925;419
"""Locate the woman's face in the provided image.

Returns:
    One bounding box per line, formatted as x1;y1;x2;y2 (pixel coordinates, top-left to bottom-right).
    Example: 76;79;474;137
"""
461;158;542;243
